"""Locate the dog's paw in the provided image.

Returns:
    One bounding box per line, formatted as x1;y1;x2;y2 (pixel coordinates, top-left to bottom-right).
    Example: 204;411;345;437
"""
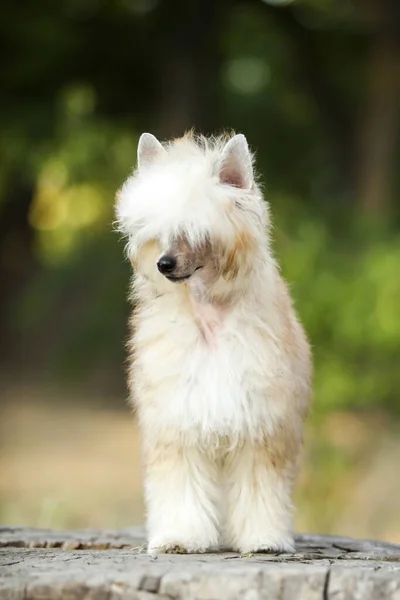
236;535;295;555
148;542;188;555
147;536;211;555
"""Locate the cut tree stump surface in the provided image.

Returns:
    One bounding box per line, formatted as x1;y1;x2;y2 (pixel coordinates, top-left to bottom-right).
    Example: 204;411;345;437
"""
1;526;400;599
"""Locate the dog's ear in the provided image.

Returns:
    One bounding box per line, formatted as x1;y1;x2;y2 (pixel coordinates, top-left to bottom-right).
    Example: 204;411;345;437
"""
219;134;253;189
137;133;166;170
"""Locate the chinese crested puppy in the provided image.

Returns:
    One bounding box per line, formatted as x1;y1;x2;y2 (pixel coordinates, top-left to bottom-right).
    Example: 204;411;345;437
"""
116;132;312;554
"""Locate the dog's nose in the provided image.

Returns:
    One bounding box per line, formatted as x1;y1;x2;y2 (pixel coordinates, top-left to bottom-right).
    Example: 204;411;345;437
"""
157;255;177;275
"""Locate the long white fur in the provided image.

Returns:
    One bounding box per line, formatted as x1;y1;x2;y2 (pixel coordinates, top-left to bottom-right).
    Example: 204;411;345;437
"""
116;132;312;554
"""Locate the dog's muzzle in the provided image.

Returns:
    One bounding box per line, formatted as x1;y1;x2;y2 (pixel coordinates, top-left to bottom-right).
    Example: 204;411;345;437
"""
157;256;202;283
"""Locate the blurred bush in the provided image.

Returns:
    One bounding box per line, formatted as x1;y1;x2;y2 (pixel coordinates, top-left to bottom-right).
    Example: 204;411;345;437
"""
277;209;400;415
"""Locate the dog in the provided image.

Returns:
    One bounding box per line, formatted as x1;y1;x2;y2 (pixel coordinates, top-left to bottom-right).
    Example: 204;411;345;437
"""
116;131;312;554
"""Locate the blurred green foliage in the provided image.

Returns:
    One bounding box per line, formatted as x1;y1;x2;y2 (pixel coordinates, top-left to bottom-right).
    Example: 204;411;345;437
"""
1;0;399;413
277;210;400;415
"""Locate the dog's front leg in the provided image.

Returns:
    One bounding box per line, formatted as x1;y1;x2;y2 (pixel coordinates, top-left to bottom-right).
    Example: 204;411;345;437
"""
144;440;220;554
223;438;297;554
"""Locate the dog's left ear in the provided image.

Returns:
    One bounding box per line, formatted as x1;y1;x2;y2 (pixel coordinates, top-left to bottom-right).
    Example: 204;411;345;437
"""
219;134;253;189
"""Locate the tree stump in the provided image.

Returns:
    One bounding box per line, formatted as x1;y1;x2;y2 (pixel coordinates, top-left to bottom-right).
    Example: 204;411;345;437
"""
1;526;400;599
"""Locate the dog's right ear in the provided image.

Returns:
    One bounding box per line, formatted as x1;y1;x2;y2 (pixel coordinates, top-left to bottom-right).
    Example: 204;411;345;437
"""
219;134;253;190
137;133;166;170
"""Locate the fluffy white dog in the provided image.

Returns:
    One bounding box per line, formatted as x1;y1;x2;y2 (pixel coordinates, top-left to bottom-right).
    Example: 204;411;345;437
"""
116;131;312;555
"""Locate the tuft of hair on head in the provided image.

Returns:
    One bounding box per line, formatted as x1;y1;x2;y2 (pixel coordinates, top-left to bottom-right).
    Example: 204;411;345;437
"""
173;130;255;190
137;133;166;170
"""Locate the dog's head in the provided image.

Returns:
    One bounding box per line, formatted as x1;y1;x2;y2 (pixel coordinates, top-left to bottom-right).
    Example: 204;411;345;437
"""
116;132;269;296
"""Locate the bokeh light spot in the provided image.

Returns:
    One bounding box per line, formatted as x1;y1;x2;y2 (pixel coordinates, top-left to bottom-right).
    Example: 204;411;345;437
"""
224;57;270;95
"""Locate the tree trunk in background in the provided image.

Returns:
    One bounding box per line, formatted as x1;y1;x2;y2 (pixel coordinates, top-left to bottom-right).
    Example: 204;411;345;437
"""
153;0;226;138
0;178;36;364
357;0;400;211
255;1;355;197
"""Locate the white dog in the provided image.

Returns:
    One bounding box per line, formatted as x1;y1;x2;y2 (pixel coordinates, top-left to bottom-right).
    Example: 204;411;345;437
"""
116;132;312;554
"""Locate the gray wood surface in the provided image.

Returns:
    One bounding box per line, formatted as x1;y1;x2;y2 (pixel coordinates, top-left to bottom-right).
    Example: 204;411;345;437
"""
1;526;400;599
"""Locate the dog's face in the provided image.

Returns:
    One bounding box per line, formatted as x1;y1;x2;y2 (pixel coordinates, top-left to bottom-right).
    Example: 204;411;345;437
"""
116;132;268;293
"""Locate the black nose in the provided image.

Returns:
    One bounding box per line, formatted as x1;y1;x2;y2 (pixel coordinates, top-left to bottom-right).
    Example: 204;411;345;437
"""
157;255;177;275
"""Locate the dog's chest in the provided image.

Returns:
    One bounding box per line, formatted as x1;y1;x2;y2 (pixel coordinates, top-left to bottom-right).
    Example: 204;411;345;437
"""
136;304;284;440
